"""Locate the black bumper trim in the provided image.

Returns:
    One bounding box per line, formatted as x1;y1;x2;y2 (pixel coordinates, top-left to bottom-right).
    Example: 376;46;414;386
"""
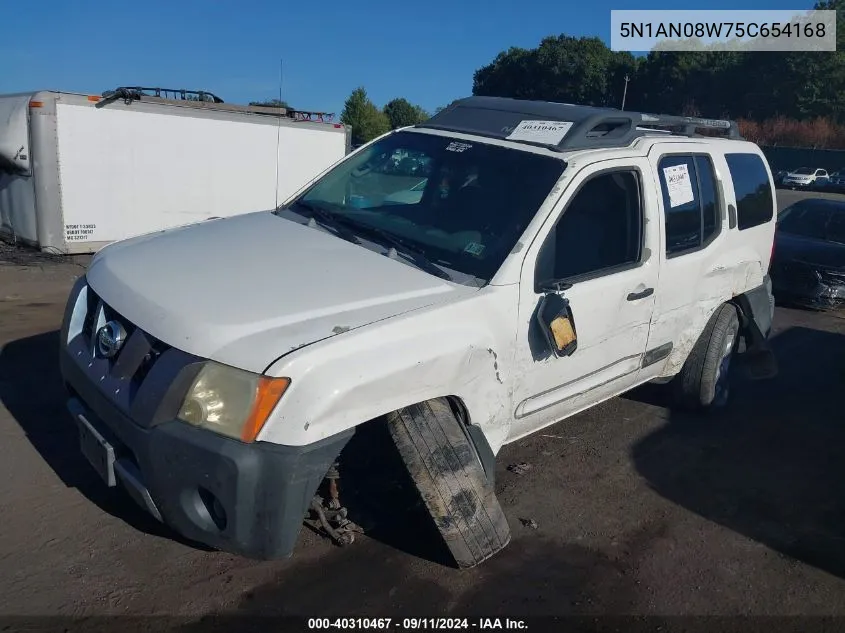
114;459;163;522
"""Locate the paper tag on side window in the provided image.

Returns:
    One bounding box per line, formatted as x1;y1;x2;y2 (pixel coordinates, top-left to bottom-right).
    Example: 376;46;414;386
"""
505;120;573;145
662;164;695;208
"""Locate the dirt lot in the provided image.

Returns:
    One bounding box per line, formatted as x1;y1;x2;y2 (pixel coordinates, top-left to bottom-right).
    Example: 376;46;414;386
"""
1;192;845;627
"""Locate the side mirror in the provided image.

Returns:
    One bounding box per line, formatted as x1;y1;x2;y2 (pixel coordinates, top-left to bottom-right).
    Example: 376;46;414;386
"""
536;290;578;358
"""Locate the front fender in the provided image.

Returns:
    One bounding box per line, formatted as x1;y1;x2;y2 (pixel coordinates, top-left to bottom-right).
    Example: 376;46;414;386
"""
258;286;519;454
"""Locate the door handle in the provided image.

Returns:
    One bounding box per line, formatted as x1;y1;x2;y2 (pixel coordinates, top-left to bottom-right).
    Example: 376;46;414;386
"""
626;287;654;301
728;204;737;229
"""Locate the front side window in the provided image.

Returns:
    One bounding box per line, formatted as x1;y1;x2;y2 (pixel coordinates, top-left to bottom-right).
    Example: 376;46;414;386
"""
535;170;643;285
278;130;565;282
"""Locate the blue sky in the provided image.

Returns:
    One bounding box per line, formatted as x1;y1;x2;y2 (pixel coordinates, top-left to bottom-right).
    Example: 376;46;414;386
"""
2;0;815;117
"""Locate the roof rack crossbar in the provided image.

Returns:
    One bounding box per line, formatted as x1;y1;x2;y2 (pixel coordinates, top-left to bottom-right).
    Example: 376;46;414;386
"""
556;111;741;149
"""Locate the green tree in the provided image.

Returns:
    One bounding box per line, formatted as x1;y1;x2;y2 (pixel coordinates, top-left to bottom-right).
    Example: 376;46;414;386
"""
340;87;391;145
383;98;429;128
472;25;845;126
473;36;638;107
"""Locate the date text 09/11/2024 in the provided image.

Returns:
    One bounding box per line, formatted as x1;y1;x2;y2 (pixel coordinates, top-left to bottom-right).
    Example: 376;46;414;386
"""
307;618;529;630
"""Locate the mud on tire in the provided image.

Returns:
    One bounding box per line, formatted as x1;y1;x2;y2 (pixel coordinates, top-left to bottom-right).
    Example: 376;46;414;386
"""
673;303;741;410
386;398;511;568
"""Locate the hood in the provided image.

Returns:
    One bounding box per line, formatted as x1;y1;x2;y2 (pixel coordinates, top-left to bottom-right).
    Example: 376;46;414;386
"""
86;212;473;373
775;231;845;270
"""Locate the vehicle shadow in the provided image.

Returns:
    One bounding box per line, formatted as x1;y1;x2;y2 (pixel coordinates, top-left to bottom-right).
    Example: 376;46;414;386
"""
0;329;212;551
176;536;642;628
628;325;845;579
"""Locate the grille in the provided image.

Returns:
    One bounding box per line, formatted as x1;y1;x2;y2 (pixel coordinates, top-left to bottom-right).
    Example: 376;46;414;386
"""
81;288;171;395
818;268;845;287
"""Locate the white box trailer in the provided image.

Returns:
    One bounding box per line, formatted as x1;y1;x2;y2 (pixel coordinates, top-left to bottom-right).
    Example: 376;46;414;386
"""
0;88;351;254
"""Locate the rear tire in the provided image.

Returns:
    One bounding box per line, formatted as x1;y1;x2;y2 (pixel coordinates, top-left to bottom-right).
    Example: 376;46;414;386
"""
673;303;740;410
386;398;511;568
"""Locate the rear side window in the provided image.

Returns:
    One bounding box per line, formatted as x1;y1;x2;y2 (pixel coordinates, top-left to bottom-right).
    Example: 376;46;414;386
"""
724;153;774;230
658;154;721;256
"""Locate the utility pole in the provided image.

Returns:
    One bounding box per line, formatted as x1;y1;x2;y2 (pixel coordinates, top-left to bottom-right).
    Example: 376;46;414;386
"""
621;74;630;111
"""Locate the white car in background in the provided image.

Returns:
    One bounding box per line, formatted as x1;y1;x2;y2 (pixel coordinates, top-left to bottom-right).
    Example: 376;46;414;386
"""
782;167;828;189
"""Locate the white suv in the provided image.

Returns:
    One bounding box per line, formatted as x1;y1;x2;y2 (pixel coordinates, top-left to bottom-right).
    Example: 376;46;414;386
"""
60;97;778;568
782;167;828;189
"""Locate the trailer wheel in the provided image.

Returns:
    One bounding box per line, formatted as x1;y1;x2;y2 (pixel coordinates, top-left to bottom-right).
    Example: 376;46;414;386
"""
674;303;740;410
386;398;511;568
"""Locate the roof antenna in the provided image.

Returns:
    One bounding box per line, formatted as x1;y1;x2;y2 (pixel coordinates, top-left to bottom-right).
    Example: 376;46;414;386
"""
274;57;283;210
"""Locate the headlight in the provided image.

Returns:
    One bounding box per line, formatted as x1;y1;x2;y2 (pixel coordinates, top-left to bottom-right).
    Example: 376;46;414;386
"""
176;361;290;442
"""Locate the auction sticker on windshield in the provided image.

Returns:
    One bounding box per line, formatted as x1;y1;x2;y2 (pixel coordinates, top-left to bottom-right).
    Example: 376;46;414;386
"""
505;120;573;145
464;242;486;256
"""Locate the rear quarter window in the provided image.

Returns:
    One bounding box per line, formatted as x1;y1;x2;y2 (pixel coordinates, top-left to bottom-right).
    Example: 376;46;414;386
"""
724;153;774;230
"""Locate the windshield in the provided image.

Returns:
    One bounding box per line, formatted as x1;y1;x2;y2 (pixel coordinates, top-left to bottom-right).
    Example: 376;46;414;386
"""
793;167;814;175
277;130;565;282
778;202;845;244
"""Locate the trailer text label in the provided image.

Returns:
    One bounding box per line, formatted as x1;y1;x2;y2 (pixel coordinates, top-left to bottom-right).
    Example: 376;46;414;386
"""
65;224;97;242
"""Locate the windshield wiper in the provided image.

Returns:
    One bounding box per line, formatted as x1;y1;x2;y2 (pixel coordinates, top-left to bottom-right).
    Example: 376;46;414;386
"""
288;201;361;245
287;200;453;281
344;222;454;281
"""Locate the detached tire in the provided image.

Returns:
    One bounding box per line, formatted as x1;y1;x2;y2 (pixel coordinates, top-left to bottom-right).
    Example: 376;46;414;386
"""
386;398;511;568
674;303;740;410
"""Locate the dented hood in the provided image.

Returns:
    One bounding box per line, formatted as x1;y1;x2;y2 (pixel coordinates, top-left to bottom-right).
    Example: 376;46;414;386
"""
86;212;470;373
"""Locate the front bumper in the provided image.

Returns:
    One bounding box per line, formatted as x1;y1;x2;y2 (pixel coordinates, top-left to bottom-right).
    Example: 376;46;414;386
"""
771;262;845;310
59;277;351;559
782;179;813;188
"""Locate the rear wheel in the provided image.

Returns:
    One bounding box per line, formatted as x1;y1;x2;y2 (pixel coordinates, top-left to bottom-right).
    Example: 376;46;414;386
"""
674;303;740;410
386;398;511;568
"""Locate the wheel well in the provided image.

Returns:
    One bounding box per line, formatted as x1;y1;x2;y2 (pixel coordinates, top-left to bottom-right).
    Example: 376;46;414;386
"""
445;395;471;426
728;296;758;354
381;395;496;487
326;395;497;559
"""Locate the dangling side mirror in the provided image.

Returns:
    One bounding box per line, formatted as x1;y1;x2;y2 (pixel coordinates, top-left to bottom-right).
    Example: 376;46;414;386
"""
536;287;578;358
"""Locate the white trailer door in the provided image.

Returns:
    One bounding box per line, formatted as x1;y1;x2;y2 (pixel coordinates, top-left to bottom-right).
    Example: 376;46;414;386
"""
0;95;38;243
54;102;346;248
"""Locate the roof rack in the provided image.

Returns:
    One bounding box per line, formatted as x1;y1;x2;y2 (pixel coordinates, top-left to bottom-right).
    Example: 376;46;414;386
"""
286;110;336;123
417;96;743;152
97;86;224;108
93;86;337;122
